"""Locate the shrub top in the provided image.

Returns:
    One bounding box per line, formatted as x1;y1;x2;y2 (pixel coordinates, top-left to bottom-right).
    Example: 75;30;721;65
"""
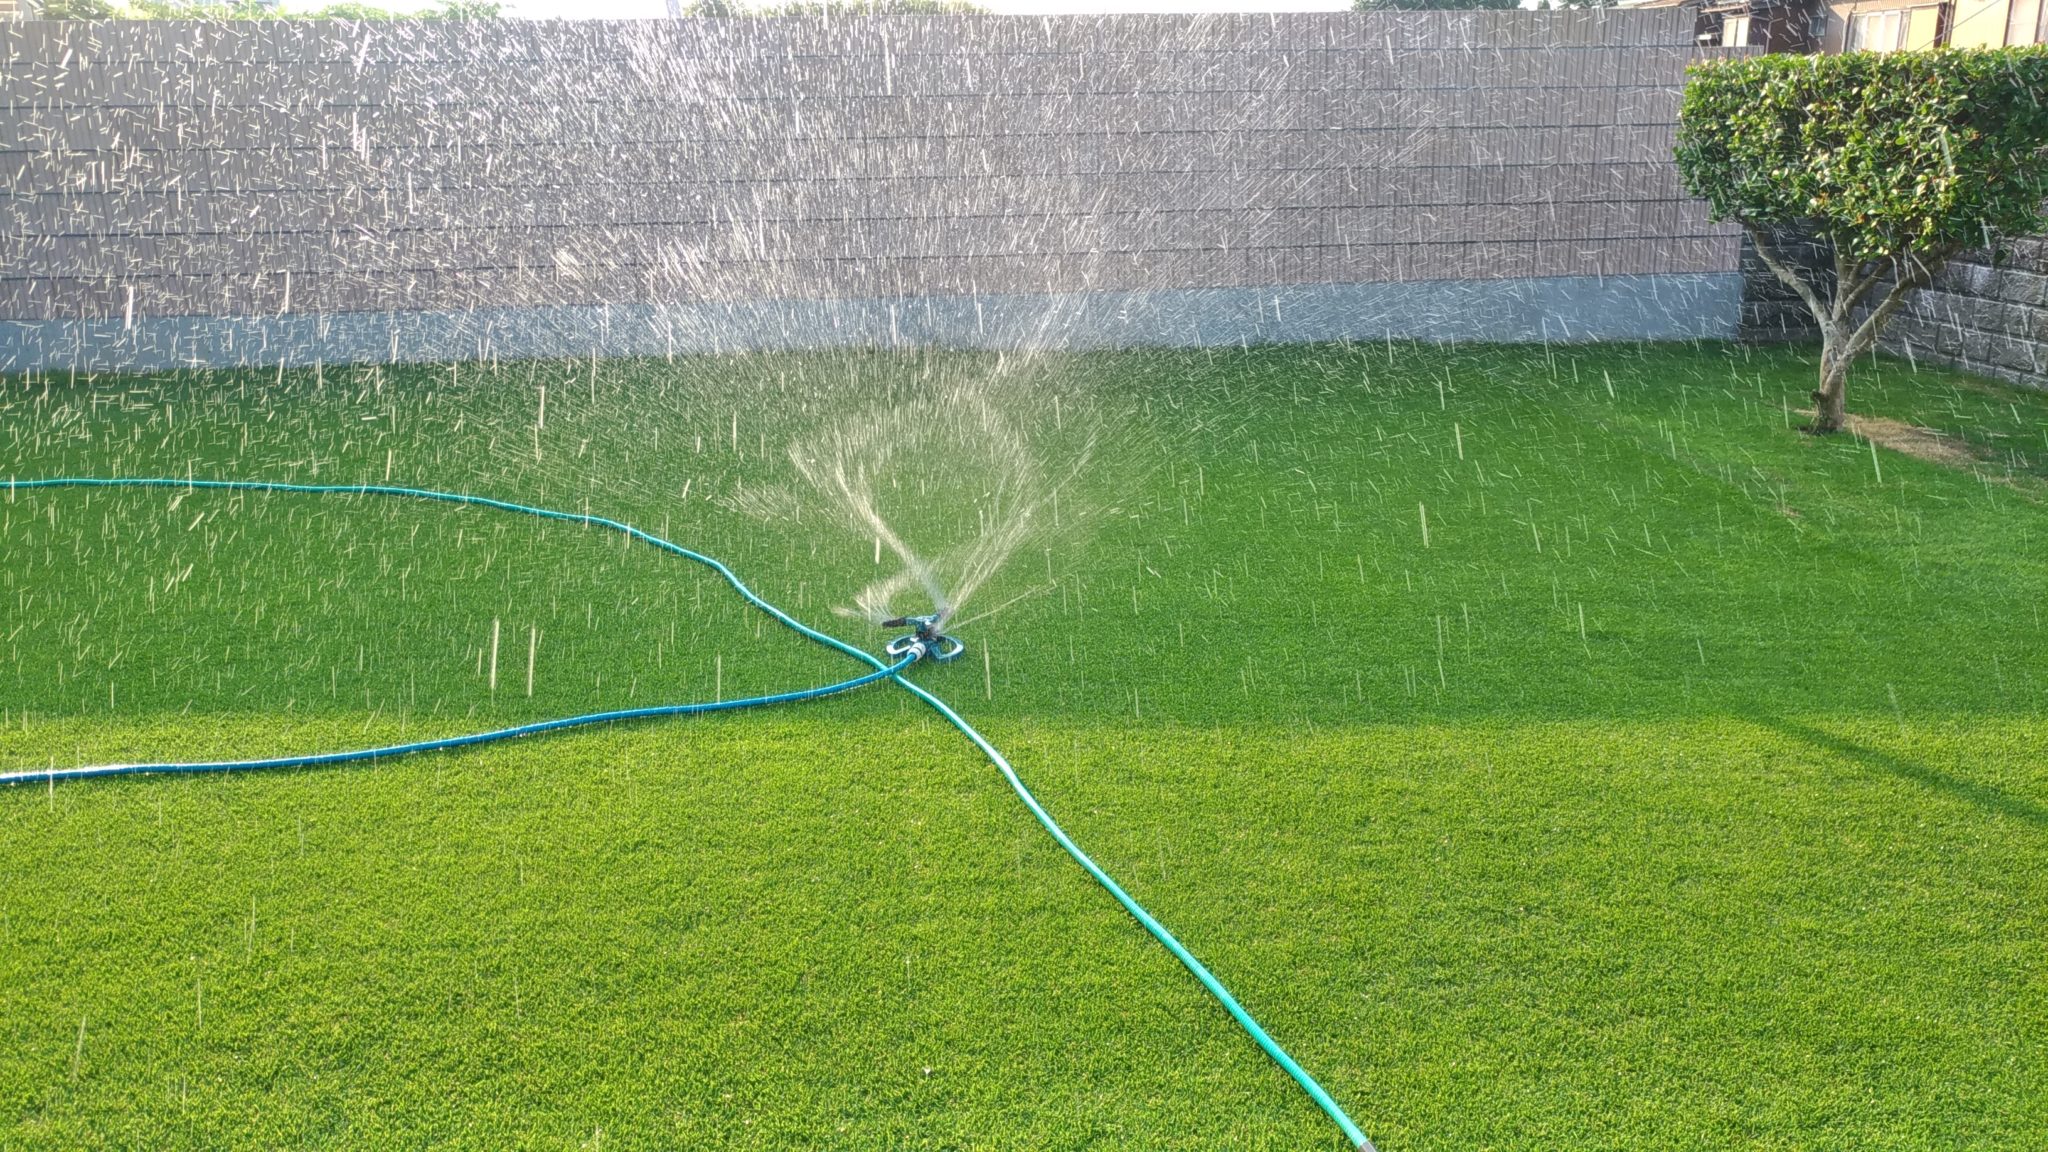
1677;49;2048;264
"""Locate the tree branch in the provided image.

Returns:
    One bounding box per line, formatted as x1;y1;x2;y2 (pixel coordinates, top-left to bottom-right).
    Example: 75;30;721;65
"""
1743;221;1829;326
1842;247;1952;360
1829;242;1859;327
1837;257;1890;320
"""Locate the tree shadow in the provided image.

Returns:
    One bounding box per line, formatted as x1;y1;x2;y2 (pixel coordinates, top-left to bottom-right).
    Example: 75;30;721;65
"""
1754;715;2048;829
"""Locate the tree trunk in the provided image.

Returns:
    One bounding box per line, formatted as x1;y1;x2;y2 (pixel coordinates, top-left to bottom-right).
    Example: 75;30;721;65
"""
1812;325;1851;434
1743;224;1953;437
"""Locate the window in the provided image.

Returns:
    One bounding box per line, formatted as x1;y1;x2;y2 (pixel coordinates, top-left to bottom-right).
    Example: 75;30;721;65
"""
1846;7;1908;50
2013;0;2048;44
1906;3;1942;45
1723;14;1753;45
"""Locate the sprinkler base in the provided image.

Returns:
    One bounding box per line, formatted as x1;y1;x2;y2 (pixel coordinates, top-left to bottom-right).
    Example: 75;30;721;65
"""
883;614;966;663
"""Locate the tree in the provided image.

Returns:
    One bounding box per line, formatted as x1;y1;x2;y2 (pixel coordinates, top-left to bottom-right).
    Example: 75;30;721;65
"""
38;0;125;16
1352;0;1516;10
38;0;499;17
680;0;984;13
1677;49;2048;434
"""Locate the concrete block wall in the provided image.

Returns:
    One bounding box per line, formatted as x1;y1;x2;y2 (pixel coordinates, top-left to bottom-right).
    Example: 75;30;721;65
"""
1;11;1743;369
1884;238;2048;391
1737;228;2048;393
1737;230;1823;344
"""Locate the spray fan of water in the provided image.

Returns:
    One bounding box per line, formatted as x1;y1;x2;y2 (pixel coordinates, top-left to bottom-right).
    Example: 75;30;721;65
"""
719;346;1128;635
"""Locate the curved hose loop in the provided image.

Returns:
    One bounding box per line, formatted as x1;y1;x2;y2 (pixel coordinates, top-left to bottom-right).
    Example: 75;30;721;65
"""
2;475;1373;1151
0;654;916;787
0;476;889;672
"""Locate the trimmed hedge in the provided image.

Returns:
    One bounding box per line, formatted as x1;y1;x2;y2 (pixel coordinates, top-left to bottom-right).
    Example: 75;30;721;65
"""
1676;49;2048;431
1678;49;2048;267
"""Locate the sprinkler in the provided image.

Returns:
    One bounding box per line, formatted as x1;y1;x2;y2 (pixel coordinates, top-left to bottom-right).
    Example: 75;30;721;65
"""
882;613;966;663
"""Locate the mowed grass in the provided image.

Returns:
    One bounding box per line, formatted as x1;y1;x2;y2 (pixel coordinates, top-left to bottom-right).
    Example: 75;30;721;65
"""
2;342;2046;1150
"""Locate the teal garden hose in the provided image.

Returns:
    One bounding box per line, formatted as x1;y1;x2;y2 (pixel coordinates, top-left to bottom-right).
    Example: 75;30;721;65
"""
1;476;1375;1151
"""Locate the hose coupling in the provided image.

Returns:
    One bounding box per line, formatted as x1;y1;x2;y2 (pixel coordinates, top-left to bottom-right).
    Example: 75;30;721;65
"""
883;614;966;663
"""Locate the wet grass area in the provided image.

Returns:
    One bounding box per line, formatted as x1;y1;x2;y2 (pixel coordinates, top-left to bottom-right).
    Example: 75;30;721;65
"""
3;341;2046;1149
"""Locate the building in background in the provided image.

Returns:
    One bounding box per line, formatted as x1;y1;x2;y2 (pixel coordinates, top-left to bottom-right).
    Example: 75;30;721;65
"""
1824;0;1946;49
1919;0;2046;48
1626;0;1821;49
1624;0;2046;49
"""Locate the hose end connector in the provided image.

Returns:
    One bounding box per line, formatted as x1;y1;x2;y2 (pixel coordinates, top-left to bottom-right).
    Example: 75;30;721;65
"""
883;614;965;663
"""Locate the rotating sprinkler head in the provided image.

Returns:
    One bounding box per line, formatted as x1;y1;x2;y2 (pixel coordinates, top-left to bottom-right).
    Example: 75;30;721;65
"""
882;613;966;664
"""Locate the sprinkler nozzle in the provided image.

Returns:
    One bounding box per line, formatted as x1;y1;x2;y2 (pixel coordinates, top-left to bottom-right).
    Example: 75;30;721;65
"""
883;614;965;664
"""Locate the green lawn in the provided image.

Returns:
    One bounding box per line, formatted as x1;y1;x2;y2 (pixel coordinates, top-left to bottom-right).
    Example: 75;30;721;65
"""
2;342;2045;1150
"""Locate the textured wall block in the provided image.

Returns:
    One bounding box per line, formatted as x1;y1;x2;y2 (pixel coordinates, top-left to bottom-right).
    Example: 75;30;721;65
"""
4;12;1729;331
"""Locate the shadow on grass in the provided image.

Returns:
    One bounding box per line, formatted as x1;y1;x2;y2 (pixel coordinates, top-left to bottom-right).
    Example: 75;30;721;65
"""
1756;715;2048;829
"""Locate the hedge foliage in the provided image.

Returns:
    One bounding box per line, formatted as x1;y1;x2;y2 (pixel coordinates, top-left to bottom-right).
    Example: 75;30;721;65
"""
1676;49;2048;265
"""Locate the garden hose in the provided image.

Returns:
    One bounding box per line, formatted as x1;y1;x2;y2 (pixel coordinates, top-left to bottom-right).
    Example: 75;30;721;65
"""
0;655;915;786
1;475;1374;1152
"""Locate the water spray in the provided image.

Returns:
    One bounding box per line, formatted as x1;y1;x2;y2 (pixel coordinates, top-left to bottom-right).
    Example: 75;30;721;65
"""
1;475;1374;1152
